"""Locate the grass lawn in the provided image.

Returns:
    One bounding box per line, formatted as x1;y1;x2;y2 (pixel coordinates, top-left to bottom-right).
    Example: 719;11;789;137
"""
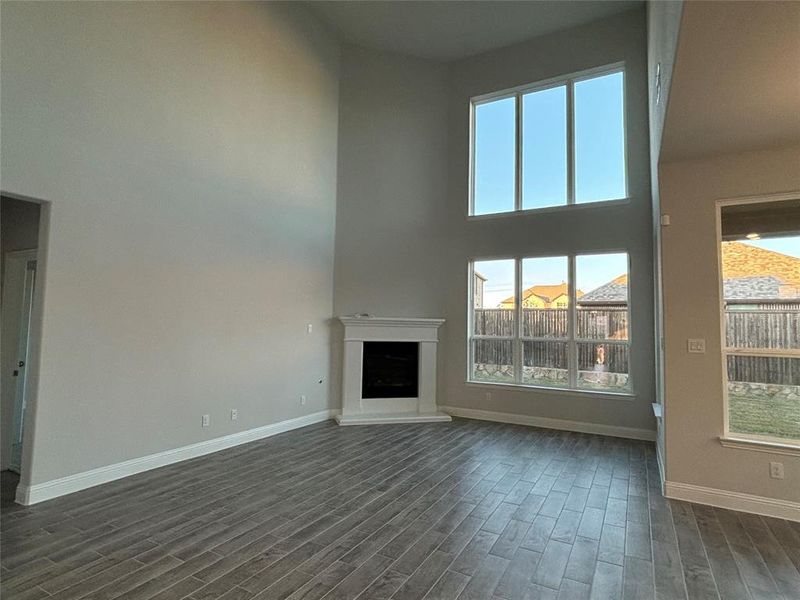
729;394;800;440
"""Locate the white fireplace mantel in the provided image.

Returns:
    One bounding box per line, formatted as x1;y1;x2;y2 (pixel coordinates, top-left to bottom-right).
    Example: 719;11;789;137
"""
336;316;451;426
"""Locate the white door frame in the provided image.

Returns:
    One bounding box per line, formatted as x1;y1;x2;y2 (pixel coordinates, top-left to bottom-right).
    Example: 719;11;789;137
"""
2;249;38;473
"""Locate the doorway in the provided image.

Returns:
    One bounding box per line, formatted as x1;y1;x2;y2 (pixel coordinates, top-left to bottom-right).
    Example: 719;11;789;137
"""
1;196;42;502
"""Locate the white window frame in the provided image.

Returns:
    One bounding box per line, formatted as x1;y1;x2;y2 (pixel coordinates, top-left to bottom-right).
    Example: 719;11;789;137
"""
468;63;628;218
467;252;634;397
716;193;800;451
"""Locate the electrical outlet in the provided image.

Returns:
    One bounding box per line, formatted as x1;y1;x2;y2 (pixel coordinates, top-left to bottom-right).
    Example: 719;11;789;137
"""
307;323;313;333
769;462;784;480
231;409;238;421
485;392;492;401
300;395;307;406
202;414;210;428
687;339;706;354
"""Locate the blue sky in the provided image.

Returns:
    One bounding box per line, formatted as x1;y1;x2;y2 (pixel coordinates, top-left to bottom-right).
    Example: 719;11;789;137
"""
475;236;800;308
747;237;799;257
476;253;628;308
471;70;798;308
474;71;625;215
474;239;799;309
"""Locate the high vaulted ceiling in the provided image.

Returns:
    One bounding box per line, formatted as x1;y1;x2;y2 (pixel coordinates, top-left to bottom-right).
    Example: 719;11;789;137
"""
661;0;800;161
308;0;641;61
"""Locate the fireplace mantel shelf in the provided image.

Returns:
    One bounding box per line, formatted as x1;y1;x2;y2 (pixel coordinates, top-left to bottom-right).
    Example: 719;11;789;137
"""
339;316;445;328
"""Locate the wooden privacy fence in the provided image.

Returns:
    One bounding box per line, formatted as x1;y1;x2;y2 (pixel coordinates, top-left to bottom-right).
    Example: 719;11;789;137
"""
725;310;800;350
474;307;800;384
474;308;629;339
725;310;799;385
473;308;630;373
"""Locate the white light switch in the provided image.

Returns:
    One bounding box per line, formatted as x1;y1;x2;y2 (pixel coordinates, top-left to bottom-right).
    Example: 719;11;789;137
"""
307;323;313;333
687;339;706;353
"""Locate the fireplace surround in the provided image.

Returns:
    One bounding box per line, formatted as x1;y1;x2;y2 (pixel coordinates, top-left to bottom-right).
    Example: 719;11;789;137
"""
336;316;451;425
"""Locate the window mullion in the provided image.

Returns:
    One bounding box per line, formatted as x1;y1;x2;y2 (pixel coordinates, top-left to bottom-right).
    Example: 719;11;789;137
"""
515;94;522;212
567;80;575;205
514;258;523;383
468;262;475;381
568;255;577;388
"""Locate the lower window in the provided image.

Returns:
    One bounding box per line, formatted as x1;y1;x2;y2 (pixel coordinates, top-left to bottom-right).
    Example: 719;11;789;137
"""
470;253;631;393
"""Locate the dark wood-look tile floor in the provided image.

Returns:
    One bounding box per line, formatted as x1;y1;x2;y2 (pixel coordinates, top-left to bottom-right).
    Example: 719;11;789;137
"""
2;419;799;600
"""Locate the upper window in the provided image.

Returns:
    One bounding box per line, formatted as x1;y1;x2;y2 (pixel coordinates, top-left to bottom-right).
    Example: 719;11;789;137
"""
470;67;626;216
719;199;800;445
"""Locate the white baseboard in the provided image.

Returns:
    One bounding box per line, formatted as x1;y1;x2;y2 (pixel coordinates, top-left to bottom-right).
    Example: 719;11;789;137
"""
15;409;339;506
439;405;656;442
664;481;800;522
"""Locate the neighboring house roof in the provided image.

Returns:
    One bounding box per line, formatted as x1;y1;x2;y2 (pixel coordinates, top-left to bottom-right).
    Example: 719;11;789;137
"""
723;276;800;301
578;243;800;305
500;283;584;307
578;274;628;305
722;242;800;287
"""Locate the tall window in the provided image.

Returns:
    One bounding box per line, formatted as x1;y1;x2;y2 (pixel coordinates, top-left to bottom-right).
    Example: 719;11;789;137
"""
470;253;631;393
719;199;800;444
471;66;626;216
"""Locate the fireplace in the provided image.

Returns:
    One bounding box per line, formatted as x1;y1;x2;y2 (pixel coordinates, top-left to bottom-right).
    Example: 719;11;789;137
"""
337;316;450;425
362;342;419;399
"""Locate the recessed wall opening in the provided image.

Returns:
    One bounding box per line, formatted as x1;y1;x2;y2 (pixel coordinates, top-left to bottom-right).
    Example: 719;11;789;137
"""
1;194;45;507
361;341;419;399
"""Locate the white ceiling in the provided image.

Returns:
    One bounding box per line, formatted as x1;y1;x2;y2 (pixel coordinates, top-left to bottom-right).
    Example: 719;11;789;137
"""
308;0;642;62
661;1;800;161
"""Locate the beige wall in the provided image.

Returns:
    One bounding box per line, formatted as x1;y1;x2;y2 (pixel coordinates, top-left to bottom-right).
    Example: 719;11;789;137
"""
334;8;656;434
333;45;449;317
332;45;450;409
1;1;340;485
660;146;800;501
441;8;654;432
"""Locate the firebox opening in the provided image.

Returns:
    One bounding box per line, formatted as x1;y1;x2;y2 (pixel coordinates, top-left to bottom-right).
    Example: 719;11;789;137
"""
362;342;419;399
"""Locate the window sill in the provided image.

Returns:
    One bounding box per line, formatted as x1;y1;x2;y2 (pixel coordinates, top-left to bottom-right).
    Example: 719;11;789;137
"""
465;380;636;401
719;436;800;457
467;198;631;221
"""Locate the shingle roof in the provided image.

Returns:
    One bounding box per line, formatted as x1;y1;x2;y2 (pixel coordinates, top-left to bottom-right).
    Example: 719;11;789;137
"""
578;244;800;304
722;242;800;287
724;276;800;301
577;281;628;304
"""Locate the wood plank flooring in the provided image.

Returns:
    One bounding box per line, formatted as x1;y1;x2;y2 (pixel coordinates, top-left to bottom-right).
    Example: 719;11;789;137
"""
2;418;799;599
